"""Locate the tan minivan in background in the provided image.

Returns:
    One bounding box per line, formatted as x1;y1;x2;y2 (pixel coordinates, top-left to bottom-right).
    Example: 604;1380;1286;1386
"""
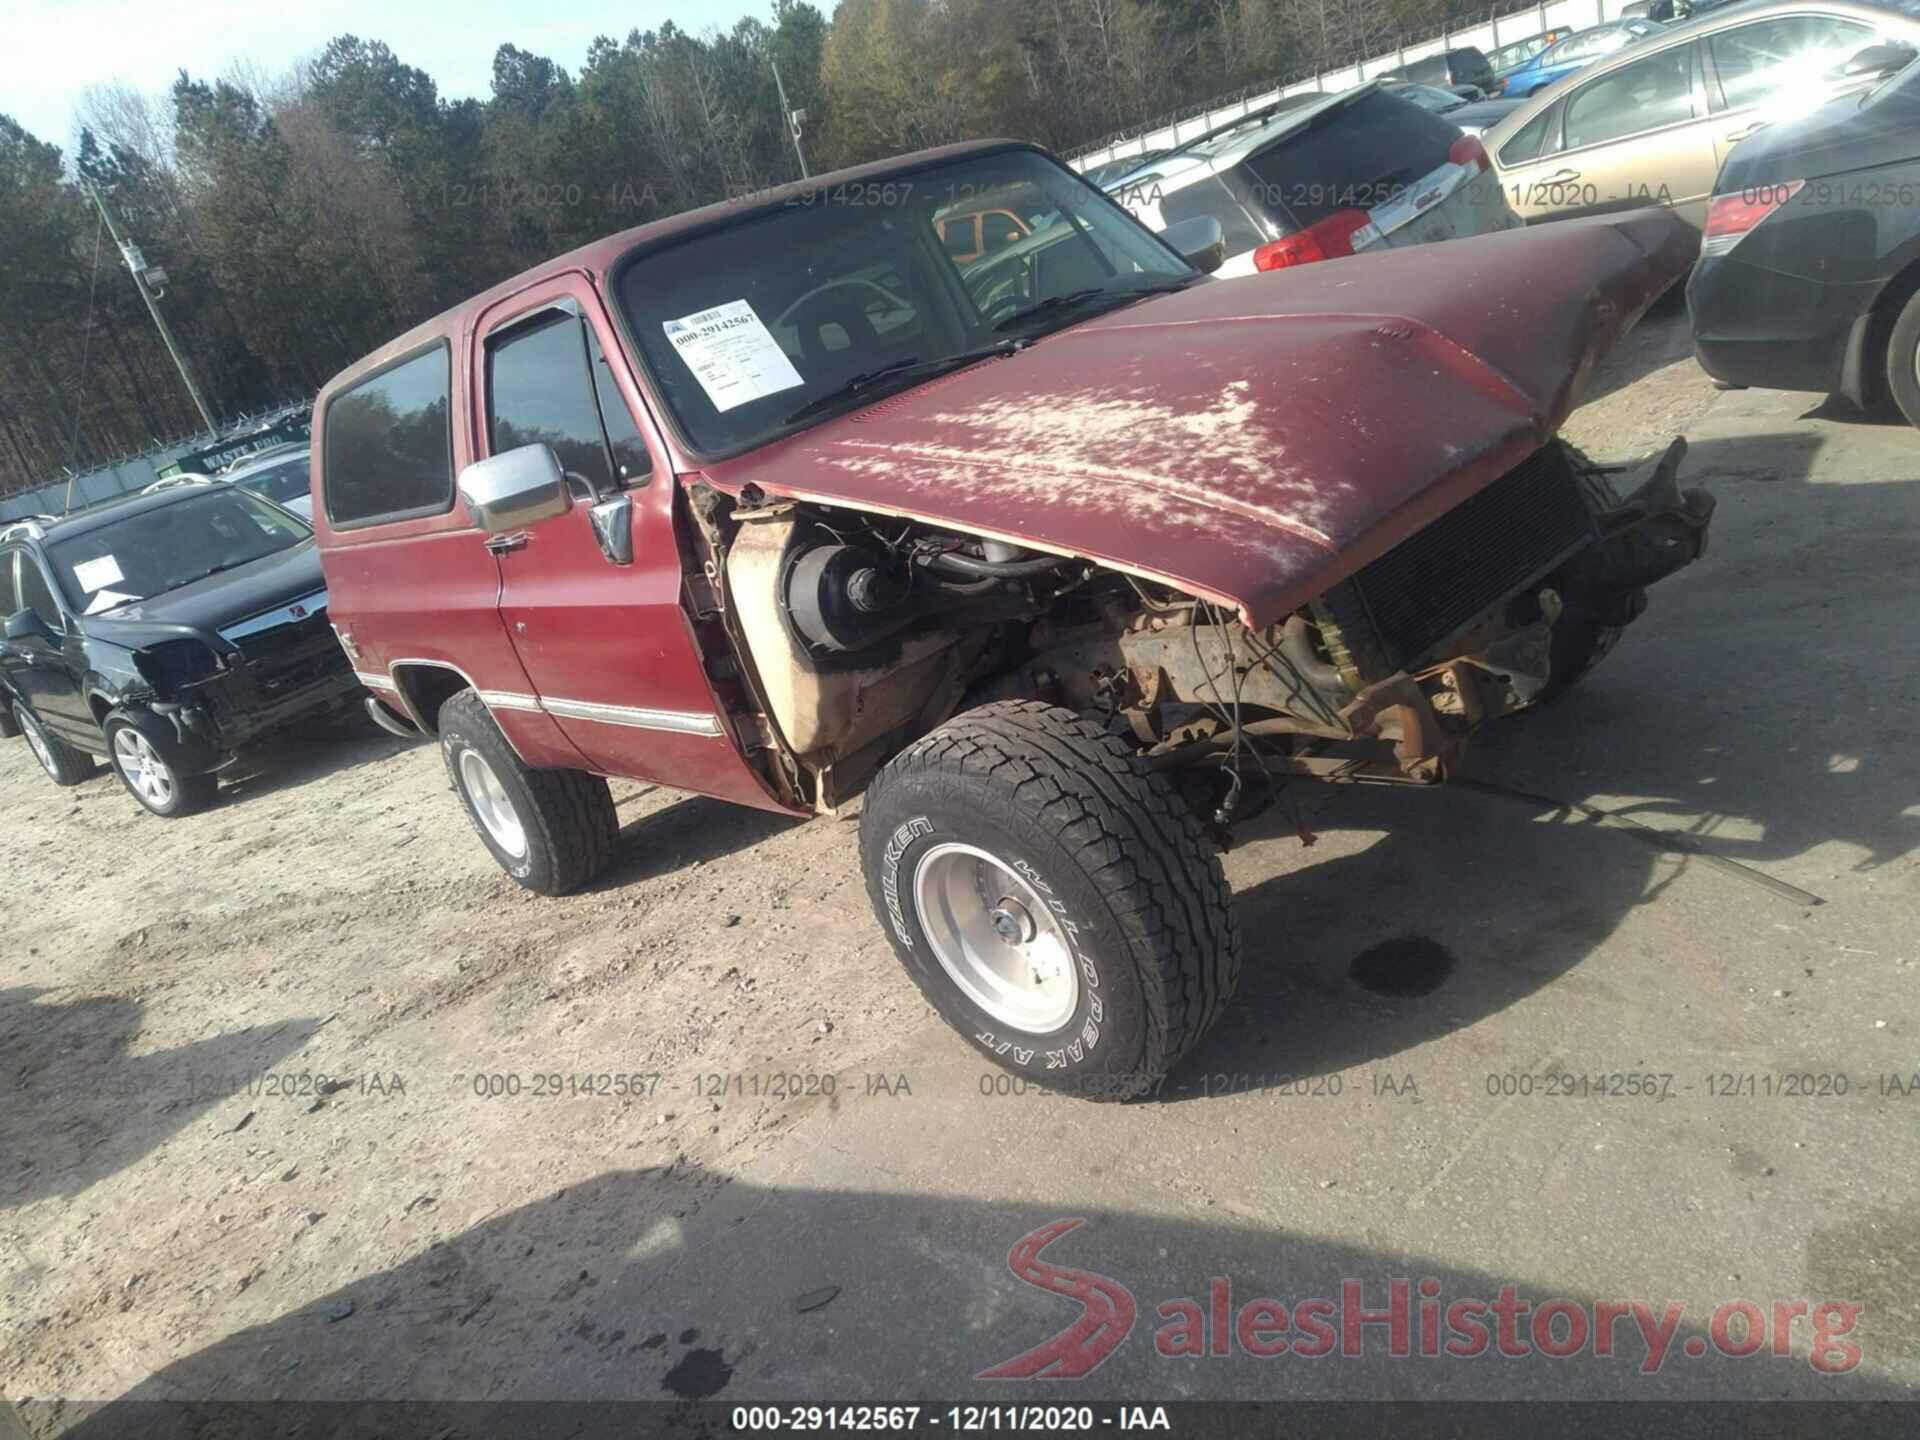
1485;0;1920;229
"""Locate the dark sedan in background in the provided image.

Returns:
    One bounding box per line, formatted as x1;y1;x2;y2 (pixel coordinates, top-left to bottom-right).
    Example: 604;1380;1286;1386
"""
1688;44;1920;422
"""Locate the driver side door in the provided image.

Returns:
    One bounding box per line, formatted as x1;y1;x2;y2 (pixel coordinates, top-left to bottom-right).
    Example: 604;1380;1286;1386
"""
3;547;95;747
467;277;782;810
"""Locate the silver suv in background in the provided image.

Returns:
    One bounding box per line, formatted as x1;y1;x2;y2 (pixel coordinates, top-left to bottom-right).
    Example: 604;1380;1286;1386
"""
1102;84;1520;277
221;447;314;521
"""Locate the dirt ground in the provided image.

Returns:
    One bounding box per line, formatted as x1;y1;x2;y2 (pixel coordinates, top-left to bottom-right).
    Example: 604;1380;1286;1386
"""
5;302;1885;1424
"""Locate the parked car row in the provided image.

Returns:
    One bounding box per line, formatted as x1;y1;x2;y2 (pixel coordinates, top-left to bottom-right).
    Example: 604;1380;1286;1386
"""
1488;0;1919;227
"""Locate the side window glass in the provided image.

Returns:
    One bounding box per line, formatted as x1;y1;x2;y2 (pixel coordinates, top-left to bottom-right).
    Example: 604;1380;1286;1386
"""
1499;104;1557;165
1710;17;1875;110
1;550;21;617
487;309;618;499
324;345;453;527
1564;46;1696;149
940;218;975;260
17;553;62;628
982;212;1025;252
583;325;655;487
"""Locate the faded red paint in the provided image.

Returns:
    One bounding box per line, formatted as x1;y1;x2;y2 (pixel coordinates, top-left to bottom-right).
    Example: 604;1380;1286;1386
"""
702;207;1692;628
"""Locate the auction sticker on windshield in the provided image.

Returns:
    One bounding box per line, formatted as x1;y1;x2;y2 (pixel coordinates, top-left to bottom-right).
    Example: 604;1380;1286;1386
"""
662;300;804;413
73;555;125;592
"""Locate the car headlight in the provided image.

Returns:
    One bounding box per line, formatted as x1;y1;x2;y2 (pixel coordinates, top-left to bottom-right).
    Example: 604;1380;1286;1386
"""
134;640;223;693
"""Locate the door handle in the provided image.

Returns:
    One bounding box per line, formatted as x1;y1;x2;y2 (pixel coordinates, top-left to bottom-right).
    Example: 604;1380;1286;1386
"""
1539;168;1582;183
484;532;529;555
1725;124;1763;143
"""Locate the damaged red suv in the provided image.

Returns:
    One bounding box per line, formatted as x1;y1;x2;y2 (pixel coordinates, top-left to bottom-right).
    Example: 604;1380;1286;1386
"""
313;140;1713;1099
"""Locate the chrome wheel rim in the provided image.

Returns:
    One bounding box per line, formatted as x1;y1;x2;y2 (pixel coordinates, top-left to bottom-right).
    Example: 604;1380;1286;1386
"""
113;728;175;809
458;748;527;859
18;708;55;777
913;842;1079;1033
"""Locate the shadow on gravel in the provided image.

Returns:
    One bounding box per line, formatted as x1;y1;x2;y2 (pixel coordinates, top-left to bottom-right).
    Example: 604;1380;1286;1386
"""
40;1166;1915;1429
1162;446;1920;1100
1798;395;1907;427
213;712;415;808
0;987;313;1210
588;795;803;892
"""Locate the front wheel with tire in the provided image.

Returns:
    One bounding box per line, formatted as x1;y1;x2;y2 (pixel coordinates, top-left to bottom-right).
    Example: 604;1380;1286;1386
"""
860;700;1240;1101
439;689;617;896
1883;287;1920;431
13;701;96;786
105;710;217;817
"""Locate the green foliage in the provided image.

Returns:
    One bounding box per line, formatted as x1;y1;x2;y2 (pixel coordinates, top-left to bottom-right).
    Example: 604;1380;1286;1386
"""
0;0;1511;492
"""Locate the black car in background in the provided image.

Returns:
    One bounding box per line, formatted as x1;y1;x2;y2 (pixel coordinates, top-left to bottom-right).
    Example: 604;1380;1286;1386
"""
1688;44;1920;422
1382;45;1498;95
0;486;363;816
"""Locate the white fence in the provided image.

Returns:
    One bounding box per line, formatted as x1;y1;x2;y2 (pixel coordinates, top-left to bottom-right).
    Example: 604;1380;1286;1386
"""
1071;0;1632;171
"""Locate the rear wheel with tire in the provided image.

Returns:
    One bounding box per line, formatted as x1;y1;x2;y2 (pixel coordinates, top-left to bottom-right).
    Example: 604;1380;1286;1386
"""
1884;287;1920;431
439;689;617;896
105;710;218;817
12;701;96;786
860;700;1240;1101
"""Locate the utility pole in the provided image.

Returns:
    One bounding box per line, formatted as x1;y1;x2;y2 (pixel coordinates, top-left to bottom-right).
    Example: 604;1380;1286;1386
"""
85;183;218;436
770;56;810;179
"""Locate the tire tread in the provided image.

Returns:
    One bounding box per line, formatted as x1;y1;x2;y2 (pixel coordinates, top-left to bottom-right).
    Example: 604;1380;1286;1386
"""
864;700;1239;1096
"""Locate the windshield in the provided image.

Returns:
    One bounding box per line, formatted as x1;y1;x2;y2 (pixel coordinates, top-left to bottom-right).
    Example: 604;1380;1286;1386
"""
1390;82;1469;112
615;148;1191;456
47;488;312;615
231;455;312;507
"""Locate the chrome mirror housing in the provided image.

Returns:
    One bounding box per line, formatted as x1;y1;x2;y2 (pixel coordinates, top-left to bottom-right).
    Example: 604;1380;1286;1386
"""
456;444;570;535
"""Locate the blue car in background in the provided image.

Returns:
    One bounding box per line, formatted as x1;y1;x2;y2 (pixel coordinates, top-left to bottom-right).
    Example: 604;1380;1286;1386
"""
1496;19;1665;94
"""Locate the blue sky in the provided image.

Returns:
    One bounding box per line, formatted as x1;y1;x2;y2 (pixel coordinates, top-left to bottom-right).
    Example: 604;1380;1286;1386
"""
11;0;765;153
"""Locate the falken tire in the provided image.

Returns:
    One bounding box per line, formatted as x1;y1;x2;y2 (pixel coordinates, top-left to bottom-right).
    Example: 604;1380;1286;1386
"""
12;701;96;787
104;709;219;818
439;689;617;896
860;700;1240;1101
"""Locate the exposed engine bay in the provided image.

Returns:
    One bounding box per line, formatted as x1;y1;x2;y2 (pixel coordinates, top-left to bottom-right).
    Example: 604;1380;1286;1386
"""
688;438;1714;833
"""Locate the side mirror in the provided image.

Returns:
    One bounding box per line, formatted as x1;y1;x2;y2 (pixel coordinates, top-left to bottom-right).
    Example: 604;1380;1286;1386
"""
5;610;54;644
1161;215;1226;275
589;496;634;567
1844;41;1916;79
456;444;571;535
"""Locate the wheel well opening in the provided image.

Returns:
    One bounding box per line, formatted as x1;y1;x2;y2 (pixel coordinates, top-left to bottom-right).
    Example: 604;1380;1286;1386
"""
393;665;472;734
88;694;114;727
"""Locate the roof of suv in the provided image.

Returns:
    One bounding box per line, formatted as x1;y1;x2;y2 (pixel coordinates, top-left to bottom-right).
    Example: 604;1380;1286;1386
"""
1097;83;1390;195
224;446;310;482
9;486;232;547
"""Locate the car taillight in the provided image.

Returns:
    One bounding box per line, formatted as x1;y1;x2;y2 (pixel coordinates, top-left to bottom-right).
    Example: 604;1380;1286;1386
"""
1448;134;1491;173
1253;207;1373;271
1701;179;1804;256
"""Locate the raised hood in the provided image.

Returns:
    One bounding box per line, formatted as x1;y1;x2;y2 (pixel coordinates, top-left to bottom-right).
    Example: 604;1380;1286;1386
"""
699;208;1693;629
